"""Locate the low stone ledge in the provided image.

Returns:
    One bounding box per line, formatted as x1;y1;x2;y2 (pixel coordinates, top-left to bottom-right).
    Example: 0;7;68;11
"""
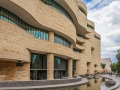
0;77;82;87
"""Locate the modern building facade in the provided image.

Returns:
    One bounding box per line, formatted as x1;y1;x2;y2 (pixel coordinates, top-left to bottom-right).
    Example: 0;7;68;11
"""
101;58;112;72
0;0;101;81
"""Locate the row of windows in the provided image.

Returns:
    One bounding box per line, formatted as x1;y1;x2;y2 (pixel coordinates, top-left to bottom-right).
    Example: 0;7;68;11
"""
77;34;85;39
54;34;70;48
54;56;68;70
73;60;76;71
30;54;76;79
73;48;82;53
0;7;48;40
41;0;73;23
0;7;71;47
30;54;47;69
79;7;86;15
87;24;94;30
94;35;100;40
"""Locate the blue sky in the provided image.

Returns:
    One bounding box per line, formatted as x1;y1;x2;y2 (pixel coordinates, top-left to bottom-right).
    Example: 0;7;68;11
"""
81;0;120;63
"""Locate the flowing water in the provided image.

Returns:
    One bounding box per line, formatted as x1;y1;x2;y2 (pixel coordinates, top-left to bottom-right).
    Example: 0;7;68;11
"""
42;77;114;90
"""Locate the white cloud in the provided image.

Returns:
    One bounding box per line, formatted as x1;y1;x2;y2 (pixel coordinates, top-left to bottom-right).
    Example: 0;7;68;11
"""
84;0;120;63
82;0;114;10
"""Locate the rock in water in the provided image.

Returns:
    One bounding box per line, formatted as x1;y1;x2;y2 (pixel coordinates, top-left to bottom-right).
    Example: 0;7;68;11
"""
105;80;116;85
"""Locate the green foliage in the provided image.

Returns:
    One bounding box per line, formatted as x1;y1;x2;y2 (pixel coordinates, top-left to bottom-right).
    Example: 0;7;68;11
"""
110;63;117;72
101;63;106;69
118;73;120;75
116;49;120;60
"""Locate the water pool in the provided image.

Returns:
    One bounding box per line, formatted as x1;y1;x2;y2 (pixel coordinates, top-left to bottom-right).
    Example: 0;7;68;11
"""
42;77;114;90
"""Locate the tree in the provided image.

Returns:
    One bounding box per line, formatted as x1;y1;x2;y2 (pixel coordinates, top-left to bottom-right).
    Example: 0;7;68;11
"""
110;63;117;72
101;63;106;69
116;49;120;71
116;49;120;60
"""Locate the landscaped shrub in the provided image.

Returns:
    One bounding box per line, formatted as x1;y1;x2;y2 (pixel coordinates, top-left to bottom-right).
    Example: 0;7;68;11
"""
117;70;120;75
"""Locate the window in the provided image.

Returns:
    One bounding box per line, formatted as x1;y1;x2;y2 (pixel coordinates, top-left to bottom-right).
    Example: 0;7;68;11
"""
41;0;73;23
77;34;85;39
30;53;47;80
54;34;70;48
0;7;48;40
73;48;82;53
94;35;100;40
87;24;94;30
73;60;76;71
54;56;68;70
79;7;86;15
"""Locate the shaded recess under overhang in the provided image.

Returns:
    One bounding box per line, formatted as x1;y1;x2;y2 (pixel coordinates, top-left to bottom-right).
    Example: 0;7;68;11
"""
55;0;88;37
0;0;75;44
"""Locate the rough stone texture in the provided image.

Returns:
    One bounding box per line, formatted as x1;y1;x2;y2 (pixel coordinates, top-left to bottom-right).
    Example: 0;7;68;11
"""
105;80;116;85
0;61;30;81
68;59;73;77
0;77;82;87
0;0;101;81
47;54;54;80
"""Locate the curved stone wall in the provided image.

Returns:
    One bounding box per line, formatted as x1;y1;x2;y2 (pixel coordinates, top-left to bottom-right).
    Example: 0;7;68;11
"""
0;0;101;81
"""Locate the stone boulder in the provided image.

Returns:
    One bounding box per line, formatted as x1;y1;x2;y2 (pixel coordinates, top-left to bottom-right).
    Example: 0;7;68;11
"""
73;75;78;78
105;80;116;85
87;75;94;79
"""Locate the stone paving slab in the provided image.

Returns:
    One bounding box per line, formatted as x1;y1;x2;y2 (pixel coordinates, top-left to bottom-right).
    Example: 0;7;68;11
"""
100;75;120;90
0;78;88;90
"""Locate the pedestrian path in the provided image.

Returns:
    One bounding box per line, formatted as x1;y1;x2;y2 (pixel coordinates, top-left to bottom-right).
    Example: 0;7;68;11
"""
100;75;120;90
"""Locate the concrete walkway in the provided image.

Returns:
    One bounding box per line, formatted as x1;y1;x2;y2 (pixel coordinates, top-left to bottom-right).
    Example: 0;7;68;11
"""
0;78;88;90
100;75;120;90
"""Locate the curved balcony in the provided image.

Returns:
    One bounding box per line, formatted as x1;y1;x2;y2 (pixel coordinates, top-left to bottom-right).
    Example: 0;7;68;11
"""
0;20;82;62
75;44;85;50
87;20;95;32
55;0;88;36
85;33;91;39
94;32;101;40
76;36;85;43
0;0;76;44
77;0;87;16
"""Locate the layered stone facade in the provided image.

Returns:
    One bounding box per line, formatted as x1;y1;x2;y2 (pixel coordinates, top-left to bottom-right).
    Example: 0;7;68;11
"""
0;0;101;81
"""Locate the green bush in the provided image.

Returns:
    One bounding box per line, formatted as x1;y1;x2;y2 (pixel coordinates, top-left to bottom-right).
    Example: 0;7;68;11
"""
117;70;120;73
117;73;120;75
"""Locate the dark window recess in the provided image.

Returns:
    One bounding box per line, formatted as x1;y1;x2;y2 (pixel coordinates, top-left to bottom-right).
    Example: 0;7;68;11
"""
79;7;86;15
41;0;73;23
54;34;70;48
94;35;100;40
54;56;68;79
73;48;82;53
30;53;47;80
77;34;85;39
73;60;76;71
0;7;48;40
87;24;94;30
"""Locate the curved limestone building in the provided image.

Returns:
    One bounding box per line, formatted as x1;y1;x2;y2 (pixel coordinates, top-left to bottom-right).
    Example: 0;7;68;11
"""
0;0;101;81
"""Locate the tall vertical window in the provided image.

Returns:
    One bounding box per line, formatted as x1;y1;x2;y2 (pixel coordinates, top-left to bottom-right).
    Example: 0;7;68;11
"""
0;7;48;40
73;60;76;71
54;56;68;79
30;53;47;80
54;34;70;48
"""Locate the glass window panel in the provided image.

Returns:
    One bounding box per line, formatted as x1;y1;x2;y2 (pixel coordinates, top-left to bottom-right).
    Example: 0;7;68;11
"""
41;0;73;23
0;7;48;41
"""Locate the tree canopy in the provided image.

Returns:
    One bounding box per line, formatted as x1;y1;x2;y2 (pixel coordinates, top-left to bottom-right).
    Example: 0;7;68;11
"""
101;63;106;69
110;63;117;72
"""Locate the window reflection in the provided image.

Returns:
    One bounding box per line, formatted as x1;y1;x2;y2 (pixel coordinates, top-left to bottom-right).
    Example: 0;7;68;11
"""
0;7;48;41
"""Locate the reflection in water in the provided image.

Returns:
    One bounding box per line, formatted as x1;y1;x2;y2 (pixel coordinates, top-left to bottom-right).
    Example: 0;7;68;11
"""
42;77;114;90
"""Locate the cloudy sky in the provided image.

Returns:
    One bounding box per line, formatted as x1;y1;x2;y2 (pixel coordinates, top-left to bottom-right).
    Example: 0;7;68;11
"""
81;0;120;63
